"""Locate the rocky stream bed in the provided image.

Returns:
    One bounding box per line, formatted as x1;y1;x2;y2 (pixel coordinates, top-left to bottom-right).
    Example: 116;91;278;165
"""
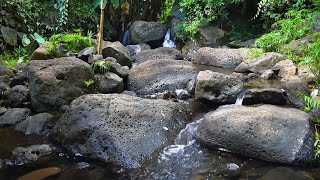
0;20;320;180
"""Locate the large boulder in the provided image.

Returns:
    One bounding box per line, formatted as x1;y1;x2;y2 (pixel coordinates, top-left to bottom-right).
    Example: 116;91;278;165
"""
52;94;191;168
127;60;197;95
15;113;53;134
132;47;183;64
195;70;243;104
1;26;17;46
3;85;29;108
196;105;315;165
129;21;167;44
193;48;249;67
0;108;30;126
101;41;131;68
77;47;96;62
235;53;286;74
197;26;227;47
26;57;94;113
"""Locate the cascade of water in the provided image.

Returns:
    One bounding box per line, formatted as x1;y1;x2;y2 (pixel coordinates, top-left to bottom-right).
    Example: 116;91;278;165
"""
122;30;130;46
235;94;245;105
162;29;176;48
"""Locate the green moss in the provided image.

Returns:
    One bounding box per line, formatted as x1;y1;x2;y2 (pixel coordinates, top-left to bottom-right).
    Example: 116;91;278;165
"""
244;82;262;89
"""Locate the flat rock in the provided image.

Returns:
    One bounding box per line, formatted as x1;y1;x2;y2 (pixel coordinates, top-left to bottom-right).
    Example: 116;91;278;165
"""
196;105;315;165
132;47;183;64
0;108;30;126
26;57;94;113
127;59;197;95
52;94;191;168
192;48;249;67
195;70;243;104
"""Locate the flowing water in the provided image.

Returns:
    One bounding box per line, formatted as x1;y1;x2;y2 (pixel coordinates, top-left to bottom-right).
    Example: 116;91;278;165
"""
163;29;176;48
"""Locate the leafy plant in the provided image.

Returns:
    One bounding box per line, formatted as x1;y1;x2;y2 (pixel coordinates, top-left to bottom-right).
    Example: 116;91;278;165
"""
157;0;175;23
84;79;95;87
45;30;92;56
91;60;110;74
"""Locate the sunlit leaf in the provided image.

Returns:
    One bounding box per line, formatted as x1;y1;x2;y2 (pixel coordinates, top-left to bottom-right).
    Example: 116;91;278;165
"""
111;0;120;9
22;35;31;47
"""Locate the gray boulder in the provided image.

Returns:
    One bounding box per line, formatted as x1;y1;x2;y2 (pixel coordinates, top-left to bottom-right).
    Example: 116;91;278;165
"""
132;47;183;64
1;26;17;46
98;73;124;93
298;65;316;83
193;48;249;67
261;69;275;80
195;70;243;104
130;21;167;44
241;88;287;105
273;59;297;78
102;41;131;68
197;26;227;47
109;62;129;78
26;57;94;113
15;113;53;134
281;75;309;108
196;105;315;165
77;47;96;62
10;70;27;87
235;53;286;74
127;60;197;95
3;85;29;108
228;39;256;48
52;94;191;168
0;108;30;126
12;144;52;165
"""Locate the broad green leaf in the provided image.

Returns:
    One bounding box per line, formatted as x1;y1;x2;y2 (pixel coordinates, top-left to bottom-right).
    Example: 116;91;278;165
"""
22;35;31;47
32;33;46;45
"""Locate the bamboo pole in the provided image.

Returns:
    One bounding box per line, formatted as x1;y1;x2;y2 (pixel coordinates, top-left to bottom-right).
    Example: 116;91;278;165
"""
97;0;105;55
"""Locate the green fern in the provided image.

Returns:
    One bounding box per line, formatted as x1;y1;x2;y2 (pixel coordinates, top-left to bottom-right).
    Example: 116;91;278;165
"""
297;91;320;112
90;60;110;74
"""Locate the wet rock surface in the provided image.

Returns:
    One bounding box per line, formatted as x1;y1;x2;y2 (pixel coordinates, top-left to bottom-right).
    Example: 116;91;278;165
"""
26;57;94;113
12;144;52;165
195;70;243;104
257;167;313;180
15;113;53;134
196;104;315;165
127;59;197;95
52;94;191;168
132;47;183;64
0;108;30;126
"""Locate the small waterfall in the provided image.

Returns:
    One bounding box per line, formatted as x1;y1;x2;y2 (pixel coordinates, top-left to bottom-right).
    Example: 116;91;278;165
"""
162;29;176;48
122;30;130;46
235;94;245;105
